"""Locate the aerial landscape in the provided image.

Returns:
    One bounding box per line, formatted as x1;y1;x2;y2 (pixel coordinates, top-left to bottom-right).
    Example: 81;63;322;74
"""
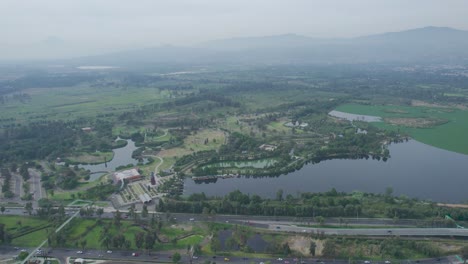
0;1;468;264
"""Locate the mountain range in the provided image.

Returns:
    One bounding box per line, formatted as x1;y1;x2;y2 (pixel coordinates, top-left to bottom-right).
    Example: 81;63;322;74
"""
68;26;468;66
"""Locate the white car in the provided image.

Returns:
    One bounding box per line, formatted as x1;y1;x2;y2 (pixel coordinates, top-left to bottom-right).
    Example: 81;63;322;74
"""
77;251;83;254
106;250;112;253
385;261;391;264
277;258;283;261
189;218;195;221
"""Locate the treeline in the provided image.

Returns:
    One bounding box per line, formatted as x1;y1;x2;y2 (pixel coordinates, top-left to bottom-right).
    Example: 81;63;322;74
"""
0;73;100;95
1;168;13;198
158;189;468;222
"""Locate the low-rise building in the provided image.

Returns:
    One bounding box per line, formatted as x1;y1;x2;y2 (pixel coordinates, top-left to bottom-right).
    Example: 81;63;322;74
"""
113;168;141;183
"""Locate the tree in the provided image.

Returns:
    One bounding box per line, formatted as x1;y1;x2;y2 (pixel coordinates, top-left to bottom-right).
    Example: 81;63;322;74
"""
134;232;145;250
145;232;155;254
310;241;316;256
142;204;148;218
0;206;5;214
80;239;87;250
97;208;104;218
113;210;122;227
25;202;33;215
172;252;181;263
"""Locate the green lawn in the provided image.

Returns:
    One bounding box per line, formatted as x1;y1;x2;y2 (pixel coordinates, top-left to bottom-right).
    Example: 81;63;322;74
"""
335;103;468;154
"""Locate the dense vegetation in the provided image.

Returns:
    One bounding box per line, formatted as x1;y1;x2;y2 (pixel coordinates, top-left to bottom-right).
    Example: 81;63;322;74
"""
159;189;468;223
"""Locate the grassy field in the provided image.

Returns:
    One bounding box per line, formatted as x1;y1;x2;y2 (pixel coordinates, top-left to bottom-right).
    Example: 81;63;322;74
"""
336;103;468;154
0;86;174;123
158;129;225;158
65;151;114;164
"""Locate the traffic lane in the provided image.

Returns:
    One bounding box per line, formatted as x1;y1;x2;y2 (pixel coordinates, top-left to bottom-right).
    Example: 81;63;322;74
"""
268;225;468;237
0;246;456;264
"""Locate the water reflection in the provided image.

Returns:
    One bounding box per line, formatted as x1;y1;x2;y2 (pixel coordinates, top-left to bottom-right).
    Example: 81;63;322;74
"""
184;140;468;203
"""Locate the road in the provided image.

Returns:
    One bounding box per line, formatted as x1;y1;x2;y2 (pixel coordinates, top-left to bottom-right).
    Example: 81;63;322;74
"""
29;168;44;207
3;207;468;238
0;246;463;264
266;223;468;237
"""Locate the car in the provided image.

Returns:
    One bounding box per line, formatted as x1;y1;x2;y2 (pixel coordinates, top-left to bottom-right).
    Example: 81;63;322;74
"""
364;261;371;264
225;220;229;223
20;249;27;252
77;251;83;254
192;256;199;259
301;261;307;264
213;256;217;259
106;250;112;253
436;258;441;261
277;258;283;261
98;254;103;257
14;247;19;250
189;218;195;221
276;226;281;229
224;257;230;261
385;261;391;264
294;258;299;261
284;261;290;264
302;229;307;232
132;252;139;257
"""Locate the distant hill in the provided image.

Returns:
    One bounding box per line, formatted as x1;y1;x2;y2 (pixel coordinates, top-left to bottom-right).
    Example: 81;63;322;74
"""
65;26;468;67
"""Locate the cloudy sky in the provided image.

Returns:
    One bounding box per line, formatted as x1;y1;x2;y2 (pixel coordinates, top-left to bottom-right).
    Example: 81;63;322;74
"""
1;0;468;60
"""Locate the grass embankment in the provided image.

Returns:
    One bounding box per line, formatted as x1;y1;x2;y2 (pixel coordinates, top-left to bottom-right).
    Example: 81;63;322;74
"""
336;103;468;154
0;216;51;247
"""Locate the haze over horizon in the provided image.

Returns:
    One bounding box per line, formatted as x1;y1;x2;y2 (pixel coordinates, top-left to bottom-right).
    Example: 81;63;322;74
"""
1;0;468;60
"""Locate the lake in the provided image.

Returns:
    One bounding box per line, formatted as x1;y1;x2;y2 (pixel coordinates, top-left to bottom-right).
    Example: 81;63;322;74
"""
73;139;147;181
184;140;468;203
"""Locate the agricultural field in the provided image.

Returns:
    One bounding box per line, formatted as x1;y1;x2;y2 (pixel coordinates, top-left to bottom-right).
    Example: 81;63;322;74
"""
0;85;175;123
335;103;468;154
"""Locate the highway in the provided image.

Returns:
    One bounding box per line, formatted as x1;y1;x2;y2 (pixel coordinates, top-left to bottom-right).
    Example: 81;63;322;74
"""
2;207;468;238
0;246;463;264
265;223;468;237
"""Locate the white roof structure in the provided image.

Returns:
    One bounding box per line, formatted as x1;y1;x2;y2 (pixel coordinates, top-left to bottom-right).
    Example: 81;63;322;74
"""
114;168;140;182
139;193;152;203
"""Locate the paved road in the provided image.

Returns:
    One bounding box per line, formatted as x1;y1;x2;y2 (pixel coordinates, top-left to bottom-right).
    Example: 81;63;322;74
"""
0;246;462;264
3;207;467;238
266;223;468;237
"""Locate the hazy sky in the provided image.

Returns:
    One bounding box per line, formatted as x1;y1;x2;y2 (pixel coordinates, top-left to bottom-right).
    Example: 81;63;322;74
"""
1;0;468;59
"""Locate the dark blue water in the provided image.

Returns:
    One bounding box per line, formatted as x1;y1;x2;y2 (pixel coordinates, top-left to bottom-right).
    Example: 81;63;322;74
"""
184;140;468;203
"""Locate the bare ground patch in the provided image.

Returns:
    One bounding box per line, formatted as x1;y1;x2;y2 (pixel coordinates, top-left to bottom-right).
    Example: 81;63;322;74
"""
385;117;448;128
384;109;409;114
286;236;324;256
412;99;467;110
